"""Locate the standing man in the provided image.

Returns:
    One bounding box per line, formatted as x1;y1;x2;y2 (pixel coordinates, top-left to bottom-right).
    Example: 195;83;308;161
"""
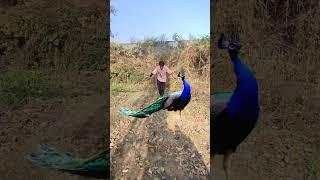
150;59;173;96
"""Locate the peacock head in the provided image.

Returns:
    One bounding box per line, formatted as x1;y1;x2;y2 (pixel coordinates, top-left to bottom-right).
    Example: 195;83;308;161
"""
178;72;185;80
218;33;241;59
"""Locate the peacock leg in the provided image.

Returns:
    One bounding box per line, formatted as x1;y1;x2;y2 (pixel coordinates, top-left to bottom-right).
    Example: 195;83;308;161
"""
223;150;232;180
210;154;215;178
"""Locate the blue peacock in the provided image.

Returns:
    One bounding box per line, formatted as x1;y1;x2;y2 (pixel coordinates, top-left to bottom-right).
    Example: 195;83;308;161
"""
211;34;260;179
27;144;109;178
119;72;191;118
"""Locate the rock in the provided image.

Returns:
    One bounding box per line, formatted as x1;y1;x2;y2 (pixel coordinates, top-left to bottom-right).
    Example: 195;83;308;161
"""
0;131;6;136
12;136;18;143
283;155;289;163
158;137;163;143
176;147;183;151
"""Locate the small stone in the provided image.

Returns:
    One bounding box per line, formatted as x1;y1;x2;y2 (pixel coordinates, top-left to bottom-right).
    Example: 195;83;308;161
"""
177;147;183;151
283;155;289;163
12;136;18;143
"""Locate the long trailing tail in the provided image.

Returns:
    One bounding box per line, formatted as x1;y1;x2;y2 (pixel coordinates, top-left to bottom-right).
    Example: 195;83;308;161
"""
119;95;169;118
27;144;109;179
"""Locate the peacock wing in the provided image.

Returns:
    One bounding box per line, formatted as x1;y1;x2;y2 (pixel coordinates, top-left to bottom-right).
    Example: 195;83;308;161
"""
163;90;182;109
211;92;234;120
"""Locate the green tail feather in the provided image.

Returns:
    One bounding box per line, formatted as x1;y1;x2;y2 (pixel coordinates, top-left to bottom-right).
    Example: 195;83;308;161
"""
27;144;109;179
119;95;169;118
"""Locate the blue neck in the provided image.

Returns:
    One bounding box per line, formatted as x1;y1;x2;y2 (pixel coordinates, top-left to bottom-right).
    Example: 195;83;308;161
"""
227;55;260;121
232;56;258;96
180;79;191;100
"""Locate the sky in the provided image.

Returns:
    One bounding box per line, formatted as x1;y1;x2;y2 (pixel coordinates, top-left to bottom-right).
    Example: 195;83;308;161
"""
111;0;210;43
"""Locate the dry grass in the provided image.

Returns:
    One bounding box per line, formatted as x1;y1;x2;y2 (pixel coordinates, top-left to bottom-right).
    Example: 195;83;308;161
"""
211;0;320;179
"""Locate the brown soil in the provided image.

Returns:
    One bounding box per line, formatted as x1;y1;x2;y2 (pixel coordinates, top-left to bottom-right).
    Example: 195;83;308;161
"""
0;72;109;180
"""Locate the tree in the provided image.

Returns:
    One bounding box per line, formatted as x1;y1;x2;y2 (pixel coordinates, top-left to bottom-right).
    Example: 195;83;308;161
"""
110;5;116;38
172;33;180;41
111;5;117;15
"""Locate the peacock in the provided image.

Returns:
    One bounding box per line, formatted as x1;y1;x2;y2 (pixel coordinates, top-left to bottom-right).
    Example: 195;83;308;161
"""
27;144;109;179
211;33;260;179
119;72;191;118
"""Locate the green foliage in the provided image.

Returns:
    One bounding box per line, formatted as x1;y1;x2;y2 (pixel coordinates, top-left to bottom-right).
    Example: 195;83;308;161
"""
172;33;180;41
0;68;66;107
141;37;158;47
111;83;129;94
189;35;210;49
111;64;146;84
305;156;318;177
111;5;117;16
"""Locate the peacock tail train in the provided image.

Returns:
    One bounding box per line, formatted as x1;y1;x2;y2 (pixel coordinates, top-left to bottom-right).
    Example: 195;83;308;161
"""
119;93;173;118
27;144;109;179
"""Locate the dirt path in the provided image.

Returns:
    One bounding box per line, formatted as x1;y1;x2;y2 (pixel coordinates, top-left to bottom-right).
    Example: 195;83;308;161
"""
111;82;210;179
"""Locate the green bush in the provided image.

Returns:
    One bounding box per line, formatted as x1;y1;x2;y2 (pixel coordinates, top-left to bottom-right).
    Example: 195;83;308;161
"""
111;65;146;84
111;83;129;94
0;68;65;106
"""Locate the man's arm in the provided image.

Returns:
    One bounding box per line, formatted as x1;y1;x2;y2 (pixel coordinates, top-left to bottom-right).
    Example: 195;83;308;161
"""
150;67;158;78
166;66;173;75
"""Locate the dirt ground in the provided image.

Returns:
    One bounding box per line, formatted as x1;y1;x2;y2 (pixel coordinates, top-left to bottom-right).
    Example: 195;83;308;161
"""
110;78;210;179
0;71;109;180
